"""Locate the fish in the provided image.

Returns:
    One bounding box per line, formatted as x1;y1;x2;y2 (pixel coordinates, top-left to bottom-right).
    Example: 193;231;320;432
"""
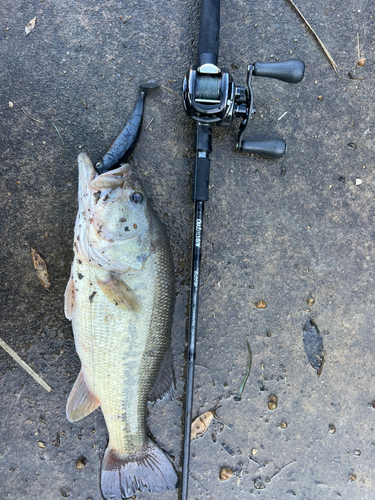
64;152;178;499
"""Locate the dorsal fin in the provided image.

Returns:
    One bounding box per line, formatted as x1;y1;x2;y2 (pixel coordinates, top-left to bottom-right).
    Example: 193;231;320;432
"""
148;347;175;404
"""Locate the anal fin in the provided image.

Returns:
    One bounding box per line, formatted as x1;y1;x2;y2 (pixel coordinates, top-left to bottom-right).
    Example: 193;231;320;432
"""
97;272;141;312
148;347;175;404
66;369;100;422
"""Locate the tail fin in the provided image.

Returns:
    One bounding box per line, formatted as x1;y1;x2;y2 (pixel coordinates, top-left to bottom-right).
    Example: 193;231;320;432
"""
101;438;178;500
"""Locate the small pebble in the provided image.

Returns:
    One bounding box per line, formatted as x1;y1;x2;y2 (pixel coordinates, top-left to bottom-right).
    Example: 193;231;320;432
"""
254;477;266;489
37;441;46;449
338;175;345;183
256;300;267;309
317;95;323;101
349;473;357;482
355;178;362;186
219;467;233;481
8;101;14;108
329;424;336;434
268;395;278;410
307;297;315;307
357;57;366;66
280;421;288;429
52;434;60;447
76;457;87;470
251;448;258;455
354;450;361;456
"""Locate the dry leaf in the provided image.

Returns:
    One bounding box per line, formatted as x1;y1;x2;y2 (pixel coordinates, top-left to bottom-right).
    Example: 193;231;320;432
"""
25;17;36;36
191;405;221;440
31;246;51;290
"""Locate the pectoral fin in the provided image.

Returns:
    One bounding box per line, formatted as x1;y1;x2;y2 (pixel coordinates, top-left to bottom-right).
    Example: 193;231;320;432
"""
66;369;100;422
64;277;75;321
96;272;141;312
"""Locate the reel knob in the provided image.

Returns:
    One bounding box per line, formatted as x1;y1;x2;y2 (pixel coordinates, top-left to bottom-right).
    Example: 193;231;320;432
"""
240;139;286;158
253;60;305;84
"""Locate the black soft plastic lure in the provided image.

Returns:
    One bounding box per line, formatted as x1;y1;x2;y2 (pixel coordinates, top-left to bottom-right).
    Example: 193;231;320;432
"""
95;82;159;174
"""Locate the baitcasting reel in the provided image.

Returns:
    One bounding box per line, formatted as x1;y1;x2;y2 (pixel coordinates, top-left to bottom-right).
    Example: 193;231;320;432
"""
183;59;305;158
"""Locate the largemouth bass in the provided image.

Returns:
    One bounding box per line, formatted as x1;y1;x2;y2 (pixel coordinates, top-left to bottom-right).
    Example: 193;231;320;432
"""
64;152;177;499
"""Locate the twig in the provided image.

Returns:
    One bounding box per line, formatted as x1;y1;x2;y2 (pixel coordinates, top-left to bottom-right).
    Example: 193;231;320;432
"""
145;117;155;130
21;107;43;124
286;0;340;73
160;85;182;100
278;111;288;121
0;337;53;393
357;33;360;59
249;455;262;466
234;340;252;401
270;460;296;480
51;122;66;157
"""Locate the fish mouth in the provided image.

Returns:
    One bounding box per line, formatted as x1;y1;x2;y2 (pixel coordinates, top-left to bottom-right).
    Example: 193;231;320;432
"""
91;164;133;191
79;152;130;187
78;152;139;193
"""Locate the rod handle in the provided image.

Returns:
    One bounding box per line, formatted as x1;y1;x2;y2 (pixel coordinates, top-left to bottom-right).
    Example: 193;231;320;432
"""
253;60;305;83
241;139;286;158
197;0;220;66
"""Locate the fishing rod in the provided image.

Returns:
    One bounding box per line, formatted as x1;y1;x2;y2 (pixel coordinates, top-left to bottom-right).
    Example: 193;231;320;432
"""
181;0;305;498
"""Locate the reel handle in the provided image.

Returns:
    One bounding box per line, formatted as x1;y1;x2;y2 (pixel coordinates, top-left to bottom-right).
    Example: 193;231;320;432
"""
198;0;220;66
241;139;286;158
253;60;305;83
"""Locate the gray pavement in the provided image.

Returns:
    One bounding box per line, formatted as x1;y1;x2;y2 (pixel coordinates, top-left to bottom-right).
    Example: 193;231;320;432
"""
1;1;374;499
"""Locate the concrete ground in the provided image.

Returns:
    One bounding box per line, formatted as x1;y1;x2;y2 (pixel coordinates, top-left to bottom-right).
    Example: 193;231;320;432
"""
1;1;374;499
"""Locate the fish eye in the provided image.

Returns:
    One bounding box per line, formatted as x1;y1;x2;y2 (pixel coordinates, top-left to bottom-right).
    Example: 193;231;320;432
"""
131;192;143;204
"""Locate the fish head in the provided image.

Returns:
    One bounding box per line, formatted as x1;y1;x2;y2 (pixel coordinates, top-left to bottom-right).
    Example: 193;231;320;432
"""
78;152;156;245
